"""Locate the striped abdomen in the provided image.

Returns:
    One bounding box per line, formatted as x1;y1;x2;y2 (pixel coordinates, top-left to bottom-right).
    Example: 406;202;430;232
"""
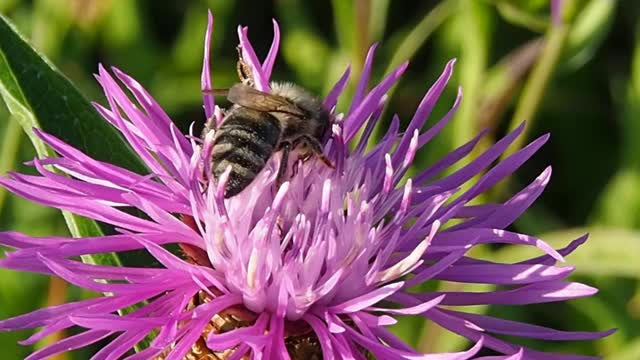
211;107;281;198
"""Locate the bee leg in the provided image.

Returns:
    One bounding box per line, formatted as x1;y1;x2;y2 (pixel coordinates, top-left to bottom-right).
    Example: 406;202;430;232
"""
298;153;313;163
300;136;335;169
276;215;284;238
276;142;292;186
201;116;217;139
291;158;304;178
236;46;255;87
236;60;253;85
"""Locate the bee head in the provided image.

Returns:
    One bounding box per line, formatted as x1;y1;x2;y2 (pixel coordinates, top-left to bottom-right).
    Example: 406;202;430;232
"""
270;82;330;139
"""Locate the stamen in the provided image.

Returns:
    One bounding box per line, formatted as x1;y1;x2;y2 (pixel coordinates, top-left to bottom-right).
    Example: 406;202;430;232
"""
247;248;259;289
400;179;413;214
383;154;393;194
403;129;420;169
321;179;332;214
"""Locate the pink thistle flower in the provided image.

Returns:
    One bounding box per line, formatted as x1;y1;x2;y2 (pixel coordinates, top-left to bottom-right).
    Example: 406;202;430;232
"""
0;11;612;360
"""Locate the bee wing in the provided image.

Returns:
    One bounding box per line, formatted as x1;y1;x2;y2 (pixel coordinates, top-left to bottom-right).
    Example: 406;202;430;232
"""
226;83;306;117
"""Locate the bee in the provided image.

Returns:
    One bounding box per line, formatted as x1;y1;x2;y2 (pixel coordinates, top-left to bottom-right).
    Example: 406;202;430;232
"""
205;54;333;198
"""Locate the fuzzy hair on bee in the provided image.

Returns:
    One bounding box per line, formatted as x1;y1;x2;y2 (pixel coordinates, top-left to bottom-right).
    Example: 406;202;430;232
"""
204;77;333;198
269;81;330;140
267;81;331;154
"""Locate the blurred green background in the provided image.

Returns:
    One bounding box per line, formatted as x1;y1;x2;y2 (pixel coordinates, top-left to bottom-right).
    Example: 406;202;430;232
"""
0;0;639;358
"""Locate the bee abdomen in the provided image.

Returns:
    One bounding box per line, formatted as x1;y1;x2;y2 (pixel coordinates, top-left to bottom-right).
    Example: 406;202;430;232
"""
211;108;281;198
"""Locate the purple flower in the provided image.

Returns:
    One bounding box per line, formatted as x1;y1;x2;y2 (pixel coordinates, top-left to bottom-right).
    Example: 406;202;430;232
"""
551;0;565;25
0;11;612;360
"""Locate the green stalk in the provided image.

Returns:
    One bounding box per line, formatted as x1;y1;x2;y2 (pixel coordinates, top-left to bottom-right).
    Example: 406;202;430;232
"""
355;0;372;74
453;0;491;148
0;118;23;216
358;0;454;152
501;23;569;160
384;0;455;76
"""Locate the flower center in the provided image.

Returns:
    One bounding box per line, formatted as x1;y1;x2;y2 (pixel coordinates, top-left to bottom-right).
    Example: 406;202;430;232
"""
156;290;323;359
175;215;323;358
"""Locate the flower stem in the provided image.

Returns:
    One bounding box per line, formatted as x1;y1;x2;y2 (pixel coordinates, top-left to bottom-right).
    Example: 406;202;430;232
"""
359;0;454;152
38;276;69;360
355;0;372;74
0;118;23;216
501;23;569;160
384;0;455;76
453;0;491;149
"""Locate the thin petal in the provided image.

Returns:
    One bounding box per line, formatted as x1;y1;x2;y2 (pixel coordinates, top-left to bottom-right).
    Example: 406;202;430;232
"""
262;19;281;80
441;309;616;340
202;10;215;119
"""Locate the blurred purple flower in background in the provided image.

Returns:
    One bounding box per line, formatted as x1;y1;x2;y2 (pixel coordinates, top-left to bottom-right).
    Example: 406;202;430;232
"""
0;11;613;360
551;0;565;25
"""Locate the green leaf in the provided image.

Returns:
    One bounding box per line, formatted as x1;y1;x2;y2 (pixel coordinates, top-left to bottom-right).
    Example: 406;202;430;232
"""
608;336;640;360
0;15;146;174
562;0;616;70
501;14;569;160
0;118;23;213
453;0;493;148
384;0;455;76
0;14;139;269
477;38;543;131
0;13;157;351
591;27;640;227
591;168;640;228
282;29;331;88
0;12;151;267
0;267;48;359
331;0;355;54
361;0;454;155
369;0;391;41
495;228;640;278
495;0;549;33
275;0;331;89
